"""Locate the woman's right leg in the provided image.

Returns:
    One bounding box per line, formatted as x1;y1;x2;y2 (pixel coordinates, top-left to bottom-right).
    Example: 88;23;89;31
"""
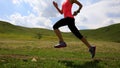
68;22;91;48
68;19;96;58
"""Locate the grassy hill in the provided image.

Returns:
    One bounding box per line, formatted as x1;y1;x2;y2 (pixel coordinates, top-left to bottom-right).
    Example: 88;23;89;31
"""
80;23;120;42
0;21;120;42
0;21;120;68
0;21;57;40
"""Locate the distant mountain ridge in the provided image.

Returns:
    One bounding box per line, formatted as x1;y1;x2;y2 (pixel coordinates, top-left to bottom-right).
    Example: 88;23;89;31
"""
0;21;120;42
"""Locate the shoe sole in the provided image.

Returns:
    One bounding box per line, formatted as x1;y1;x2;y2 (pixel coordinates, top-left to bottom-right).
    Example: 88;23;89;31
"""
54;46;67;48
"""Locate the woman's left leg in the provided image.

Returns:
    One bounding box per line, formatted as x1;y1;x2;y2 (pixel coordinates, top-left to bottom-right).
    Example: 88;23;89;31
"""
53;18;68;48
53;18;67;42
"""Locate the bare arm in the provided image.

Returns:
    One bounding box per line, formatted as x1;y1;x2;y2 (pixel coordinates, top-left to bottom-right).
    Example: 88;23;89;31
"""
53;1;63;14
72;0;83;16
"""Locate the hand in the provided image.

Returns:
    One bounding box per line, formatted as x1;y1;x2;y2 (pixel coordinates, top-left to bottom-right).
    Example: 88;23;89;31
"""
73;11;78;16
73;10;80;16
53;1;58;8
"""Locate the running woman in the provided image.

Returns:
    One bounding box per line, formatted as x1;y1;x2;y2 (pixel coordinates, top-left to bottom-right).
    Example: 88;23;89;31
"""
53;0;96;58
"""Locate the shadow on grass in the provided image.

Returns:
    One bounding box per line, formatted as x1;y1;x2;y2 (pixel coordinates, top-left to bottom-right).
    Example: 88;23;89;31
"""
58;59;102;68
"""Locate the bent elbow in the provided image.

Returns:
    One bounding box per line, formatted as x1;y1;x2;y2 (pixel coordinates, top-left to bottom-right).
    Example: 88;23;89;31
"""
81;4;83;8
60;11;63;15
80;4;83;9
59;12;63;15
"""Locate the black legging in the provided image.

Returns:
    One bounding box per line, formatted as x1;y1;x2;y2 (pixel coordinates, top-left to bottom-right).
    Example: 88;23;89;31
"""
53;17;83;39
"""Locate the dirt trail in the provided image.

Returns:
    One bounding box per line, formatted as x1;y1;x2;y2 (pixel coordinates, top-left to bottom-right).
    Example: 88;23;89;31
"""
0;54;119;62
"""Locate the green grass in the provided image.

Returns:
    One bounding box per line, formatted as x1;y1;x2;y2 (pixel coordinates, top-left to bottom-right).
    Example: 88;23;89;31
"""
0;21;120;68
0;40;120;68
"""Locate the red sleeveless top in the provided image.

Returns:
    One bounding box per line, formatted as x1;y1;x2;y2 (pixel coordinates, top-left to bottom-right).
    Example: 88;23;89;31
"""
62;0;74;18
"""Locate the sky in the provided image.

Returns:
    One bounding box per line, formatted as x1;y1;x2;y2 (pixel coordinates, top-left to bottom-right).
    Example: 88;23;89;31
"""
0;0;120;32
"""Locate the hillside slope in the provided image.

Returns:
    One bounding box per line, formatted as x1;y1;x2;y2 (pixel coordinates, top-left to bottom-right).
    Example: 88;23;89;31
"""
0;21;56;40
81;23;120;42
0;21;120;42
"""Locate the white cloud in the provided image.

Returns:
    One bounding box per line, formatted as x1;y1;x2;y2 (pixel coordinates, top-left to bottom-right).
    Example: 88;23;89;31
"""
9;0;57;29
9;13;52;29
75;0;120;30
10;0;63;27
12;0;22;5
1;0;119;32
19;0;61;17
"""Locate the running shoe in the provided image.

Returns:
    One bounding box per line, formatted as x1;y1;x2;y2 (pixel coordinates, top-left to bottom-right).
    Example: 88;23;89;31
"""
54;41;67;48
89;46;96;58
